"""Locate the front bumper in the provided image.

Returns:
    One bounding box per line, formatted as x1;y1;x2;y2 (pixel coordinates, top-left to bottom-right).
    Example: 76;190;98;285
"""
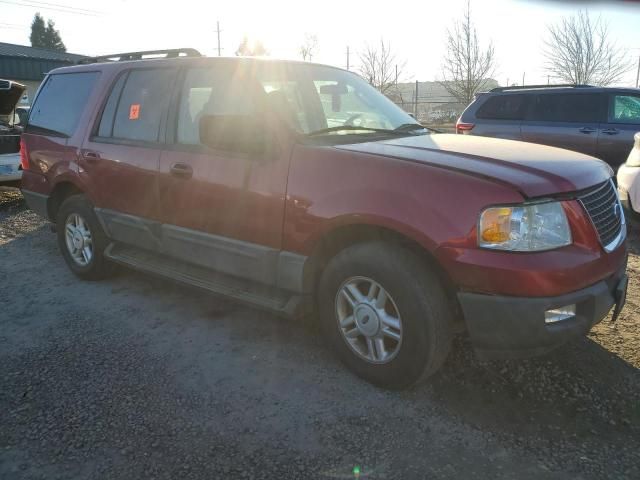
458;262;628;360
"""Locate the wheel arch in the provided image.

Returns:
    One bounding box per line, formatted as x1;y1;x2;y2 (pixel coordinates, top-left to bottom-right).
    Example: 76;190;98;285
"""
47;180;85;222
302;223;463;326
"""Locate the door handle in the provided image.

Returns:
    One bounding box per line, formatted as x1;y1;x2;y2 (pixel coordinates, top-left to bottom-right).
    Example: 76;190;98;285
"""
579;127;596;134
601;128;619;135
169;162;193;179
81;149;100;163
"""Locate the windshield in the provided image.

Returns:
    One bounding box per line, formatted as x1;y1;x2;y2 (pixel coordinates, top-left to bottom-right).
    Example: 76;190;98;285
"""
258;64;421;135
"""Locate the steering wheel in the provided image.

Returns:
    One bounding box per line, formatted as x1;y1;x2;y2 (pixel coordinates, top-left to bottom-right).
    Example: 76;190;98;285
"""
344;113;363;126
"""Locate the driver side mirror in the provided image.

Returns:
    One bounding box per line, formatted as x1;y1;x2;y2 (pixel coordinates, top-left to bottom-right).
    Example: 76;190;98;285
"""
199;114;269;155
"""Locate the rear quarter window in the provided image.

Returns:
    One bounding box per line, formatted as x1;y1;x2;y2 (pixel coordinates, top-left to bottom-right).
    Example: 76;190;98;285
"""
476;95;525;120
28;72;99;137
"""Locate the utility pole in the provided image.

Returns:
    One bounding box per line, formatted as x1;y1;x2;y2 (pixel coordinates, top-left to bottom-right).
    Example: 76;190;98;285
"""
522;72;525;86
216;21;222;56
346;46;350;70
414;80;418;119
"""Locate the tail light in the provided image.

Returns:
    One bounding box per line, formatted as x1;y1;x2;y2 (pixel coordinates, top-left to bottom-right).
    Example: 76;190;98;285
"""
456;121;475;134
19;137;29;170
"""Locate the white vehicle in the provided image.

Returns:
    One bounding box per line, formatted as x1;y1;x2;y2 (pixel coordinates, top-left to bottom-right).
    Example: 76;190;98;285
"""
0;152;21;184
617;132;640;215
0;79;24;185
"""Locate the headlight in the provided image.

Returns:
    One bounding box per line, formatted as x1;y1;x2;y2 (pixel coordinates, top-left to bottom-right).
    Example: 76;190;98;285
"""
478;201;571;251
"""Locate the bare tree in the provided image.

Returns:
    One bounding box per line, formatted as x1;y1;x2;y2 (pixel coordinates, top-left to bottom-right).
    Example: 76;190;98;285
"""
544;11;631;86
440;0;496;106
299;33;318;61
358;39;405;95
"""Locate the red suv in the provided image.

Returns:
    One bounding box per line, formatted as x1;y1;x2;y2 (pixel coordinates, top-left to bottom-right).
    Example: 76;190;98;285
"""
20;50;628;388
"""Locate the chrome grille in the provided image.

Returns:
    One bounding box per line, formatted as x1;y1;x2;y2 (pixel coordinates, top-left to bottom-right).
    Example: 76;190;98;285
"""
578;180;625;250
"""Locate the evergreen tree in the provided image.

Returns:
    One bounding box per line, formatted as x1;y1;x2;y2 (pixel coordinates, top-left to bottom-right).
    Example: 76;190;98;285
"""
29;13;66;52
29;13;47;48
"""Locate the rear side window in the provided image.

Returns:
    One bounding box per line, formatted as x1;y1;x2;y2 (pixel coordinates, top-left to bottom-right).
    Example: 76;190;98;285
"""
29;72;99;136
610;94;640;124
530;93;602;123
98;68;175;143
476;95;525;120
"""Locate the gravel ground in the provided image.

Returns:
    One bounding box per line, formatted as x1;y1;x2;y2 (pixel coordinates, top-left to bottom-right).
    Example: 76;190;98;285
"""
1;186;639;479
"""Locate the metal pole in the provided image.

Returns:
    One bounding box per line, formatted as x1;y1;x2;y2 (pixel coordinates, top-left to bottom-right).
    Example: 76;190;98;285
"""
346;46;350;70
636;55;639;88
217;21;221;56
522;72;525;86
395;65;398;86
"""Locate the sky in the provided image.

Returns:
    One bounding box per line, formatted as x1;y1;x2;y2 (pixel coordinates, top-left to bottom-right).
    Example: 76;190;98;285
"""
1;0;639;86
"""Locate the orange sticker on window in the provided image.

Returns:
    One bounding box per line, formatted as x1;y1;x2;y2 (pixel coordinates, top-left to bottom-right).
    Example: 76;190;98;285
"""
129;104;140;120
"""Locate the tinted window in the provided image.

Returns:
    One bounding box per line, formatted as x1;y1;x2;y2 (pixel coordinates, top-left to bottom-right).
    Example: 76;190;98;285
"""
531;93;601;123
111;69;175;142
29;72;99;136
97;74;127;138
476;95;525;120
611;94;640;124
176;67;253;145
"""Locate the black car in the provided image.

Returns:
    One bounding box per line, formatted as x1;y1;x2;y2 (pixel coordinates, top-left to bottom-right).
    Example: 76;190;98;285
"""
456;84;640;170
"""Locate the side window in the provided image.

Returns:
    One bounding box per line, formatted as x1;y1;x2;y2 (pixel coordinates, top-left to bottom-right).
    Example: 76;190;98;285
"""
260;79;309;133
610;95;640;124
531;93;601;123
101;69;175;143
29;72;99;136
176;67;253;145
476;95;525;120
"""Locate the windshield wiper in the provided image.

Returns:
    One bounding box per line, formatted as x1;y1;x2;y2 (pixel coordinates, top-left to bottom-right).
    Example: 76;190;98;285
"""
307;125;423;137
394;123;428;132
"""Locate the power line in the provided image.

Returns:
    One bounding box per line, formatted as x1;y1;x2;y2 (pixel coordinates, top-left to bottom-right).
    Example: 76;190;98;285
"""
0;0;103;17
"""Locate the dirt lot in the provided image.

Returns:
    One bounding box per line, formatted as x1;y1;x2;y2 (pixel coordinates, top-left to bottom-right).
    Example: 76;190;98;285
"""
1;186;639;480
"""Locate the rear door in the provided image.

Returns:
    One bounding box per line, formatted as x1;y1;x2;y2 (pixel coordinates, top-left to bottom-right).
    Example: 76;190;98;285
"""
470;93;526;139
80;67;177;251
597;92;640;170
521;92;604;157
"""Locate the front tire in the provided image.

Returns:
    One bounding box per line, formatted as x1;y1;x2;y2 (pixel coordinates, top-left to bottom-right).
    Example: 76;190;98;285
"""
56;194;113;280
318;241;453;389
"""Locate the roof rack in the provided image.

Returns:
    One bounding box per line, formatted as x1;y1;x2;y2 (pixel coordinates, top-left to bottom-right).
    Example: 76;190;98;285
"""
490;84;593;92
78;48;202;64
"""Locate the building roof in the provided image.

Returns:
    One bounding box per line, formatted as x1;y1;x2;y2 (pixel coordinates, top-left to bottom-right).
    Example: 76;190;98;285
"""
0;42;86;62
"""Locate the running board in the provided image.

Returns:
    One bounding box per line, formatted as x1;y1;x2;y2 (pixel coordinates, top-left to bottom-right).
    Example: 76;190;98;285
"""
104;243;308;318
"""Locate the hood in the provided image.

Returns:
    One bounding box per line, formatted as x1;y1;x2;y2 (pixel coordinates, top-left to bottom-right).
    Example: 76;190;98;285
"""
335;134;612;198
0;79;26;115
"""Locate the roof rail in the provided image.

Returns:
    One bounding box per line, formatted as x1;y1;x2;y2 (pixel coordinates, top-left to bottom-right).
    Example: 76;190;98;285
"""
490;84;593;92
78;48;202;64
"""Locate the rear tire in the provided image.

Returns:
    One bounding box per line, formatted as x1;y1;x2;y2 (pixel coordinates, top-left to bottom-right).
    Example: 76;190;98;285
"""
318;241;453;389
56;194;114;280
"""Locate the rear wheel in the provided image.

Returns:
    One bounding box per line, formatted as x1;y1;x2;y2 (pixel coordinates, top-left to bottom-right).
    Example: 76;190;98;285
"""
318;241;453;389
56;194;113;280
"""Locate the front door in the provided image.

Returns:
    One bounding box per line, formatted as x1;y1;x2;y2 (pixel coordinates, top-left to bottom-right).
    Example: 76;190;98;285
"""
158;62;297;286
521;92;605;158
598;92;640;170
